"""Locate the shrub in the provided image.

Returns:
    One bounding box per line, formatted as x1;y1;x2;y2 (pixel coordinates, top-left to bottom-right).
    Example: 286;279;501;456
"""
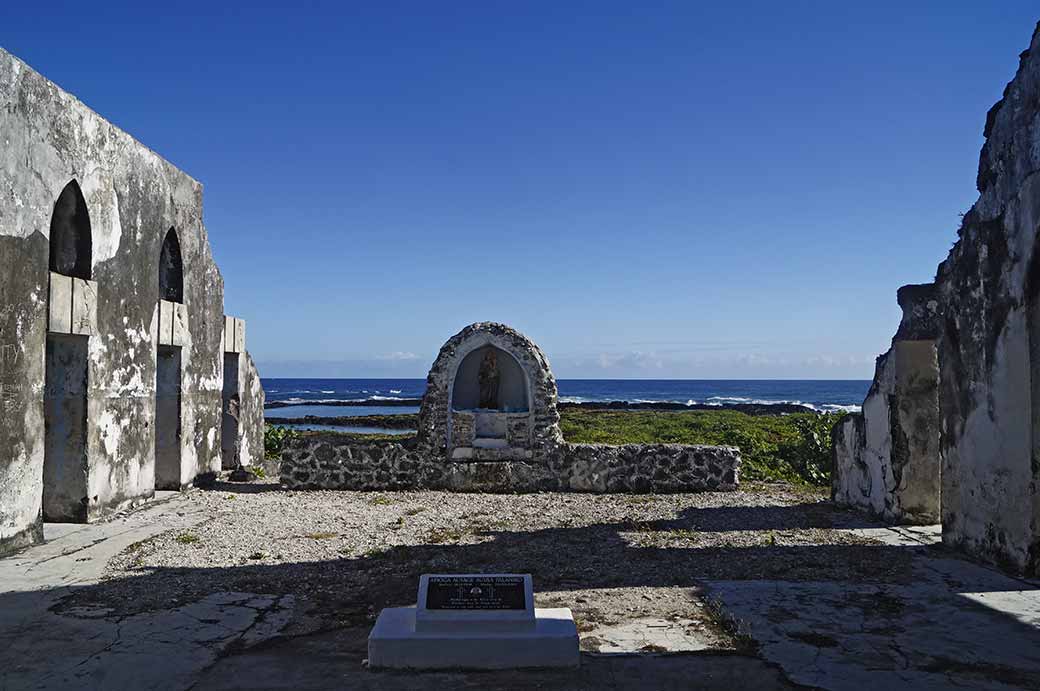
264;424;298;460
559;409;848;486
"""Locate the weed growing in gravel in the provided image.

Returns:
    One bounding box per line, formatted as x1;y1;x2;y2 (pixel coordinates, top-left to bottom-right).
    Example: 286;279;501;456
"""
305;532;338;540
248;551;268;560
704;596;758;652
369;496;393;506
404;507;426;516
175;533;200;545
426;527;468;544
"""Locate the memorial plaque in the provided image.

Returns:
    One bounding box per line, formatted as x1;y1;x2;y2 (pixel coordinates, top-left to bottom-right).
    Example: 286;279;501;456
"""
425;575;527;611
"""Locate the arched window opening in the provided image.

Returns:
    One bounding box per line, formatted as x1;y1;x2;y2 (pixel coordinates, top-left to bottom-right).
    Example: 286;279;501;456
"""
49;180;92;280
159;228;184;303
451;345;529;412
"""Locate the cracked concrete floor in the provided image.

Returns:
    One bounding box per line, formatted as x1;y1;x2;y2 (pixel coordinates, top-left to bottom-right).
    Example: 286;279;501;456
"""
2;491;1040;690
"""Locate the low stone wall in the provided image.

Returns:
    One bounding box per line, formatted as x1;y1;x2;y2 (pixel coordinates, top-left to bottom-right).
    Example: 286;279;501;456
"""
280;434;740;493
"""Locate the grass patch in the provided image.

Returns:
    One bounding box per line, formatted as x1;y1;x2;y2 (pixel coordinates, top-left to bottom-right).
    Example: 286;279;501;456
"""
175;533;200;545
404;507;427;516
368;495;393;506
559;409;846;485
305;531;338;540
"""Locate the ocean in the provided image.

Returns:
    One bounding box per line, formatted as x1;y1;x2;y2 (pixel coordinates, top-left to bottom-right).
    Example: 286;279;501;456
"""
262;378;870;422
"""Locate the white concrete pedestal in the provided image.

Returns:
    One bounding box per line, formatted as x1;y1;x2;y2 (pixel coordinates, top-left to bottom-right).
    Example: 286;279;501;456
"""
368;606;579;669
368;574;579;669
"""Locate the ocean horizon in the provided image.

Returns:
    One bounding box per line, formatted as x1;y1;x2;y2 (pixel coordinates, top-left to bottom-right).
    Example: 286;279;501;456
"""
262;378;870;416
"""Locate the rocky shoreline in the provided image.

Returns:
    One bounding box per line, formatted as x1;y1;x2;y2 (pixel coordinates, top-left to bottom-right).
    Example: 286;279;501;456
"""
265;414;418;430
265;398;818;416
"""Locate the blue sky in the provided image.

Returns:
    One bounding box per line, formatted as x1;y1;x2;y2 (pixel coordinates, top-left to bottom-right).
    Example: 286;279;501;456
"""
3;2;1037;379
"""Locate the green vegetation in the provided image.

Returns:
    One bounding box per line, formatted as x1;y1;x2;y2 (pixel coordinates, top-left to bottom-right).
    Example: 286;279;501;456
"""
175;533;200;545
558;409;846;485
264;424;299;459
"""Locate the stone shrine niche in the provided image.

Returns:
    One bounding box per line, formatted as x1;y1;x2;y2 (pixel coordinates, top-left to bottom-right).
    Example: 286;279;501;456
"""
451;346;529;413
419;322;562;463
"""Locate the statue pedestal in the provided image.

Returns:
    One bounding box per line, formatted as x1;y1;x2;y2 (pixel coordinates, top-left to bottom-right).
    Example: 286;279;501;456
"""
368;574;580;669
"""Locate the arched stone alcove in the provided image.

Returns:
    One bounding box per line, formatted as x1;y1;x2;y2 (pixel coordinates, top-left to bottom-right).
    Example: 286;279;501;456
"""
419;322;561;462
451;345;530;412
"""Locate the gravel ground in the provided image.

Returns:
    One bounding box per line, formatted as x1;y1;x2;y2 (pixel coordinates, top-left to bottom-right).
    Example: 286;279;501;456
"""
61;481;906;651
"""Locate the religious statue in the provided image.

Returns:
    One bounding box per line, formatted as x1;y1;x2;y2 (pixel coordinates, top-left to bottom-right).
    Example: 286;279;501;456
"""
478;349;500;409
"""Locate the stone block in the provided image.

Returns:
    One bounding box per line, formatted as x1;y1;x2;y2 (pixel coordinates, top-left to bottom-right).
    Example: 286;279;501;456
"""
70;277;97;336
172;302;189;346
48;272;72;334
223;315;245;353
158;300;174;345
223;315;234;352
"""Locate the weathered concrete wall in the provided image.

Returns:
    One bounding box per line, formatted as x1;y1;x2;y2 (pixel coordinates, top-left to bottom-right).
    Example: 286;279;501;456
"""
238;352;265;472
832;284;941;524
0;48;264;554
418;322;563;463
279;435;740;493
936;24;1040;573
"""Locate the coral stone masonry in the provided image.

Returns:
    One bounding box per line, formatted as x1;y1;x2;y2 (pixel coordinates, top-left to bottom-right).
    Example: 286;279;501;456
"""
418;322;563;463
0;48;264;555
282;322;741;493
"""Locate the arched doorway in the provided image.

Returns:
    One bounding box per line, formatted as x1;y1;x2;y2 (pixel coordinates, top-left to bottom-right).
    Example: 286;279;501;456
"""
155;228;184;489
43;181;91;521
1028;232;1040;520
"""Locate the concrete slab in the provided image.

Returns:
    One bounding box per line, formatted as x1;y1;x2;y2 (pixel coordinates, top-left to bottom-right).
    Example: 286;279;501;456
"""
0;492;295;691
705;525;1040;690
583;617;711;654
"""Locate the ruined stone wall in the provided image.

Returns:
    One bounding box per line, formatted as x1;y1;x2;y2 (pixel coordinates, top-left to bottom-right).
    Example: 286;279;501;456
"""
832;284;942;524
279;435;740;493
0;48;263;554
936;24;1040;573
